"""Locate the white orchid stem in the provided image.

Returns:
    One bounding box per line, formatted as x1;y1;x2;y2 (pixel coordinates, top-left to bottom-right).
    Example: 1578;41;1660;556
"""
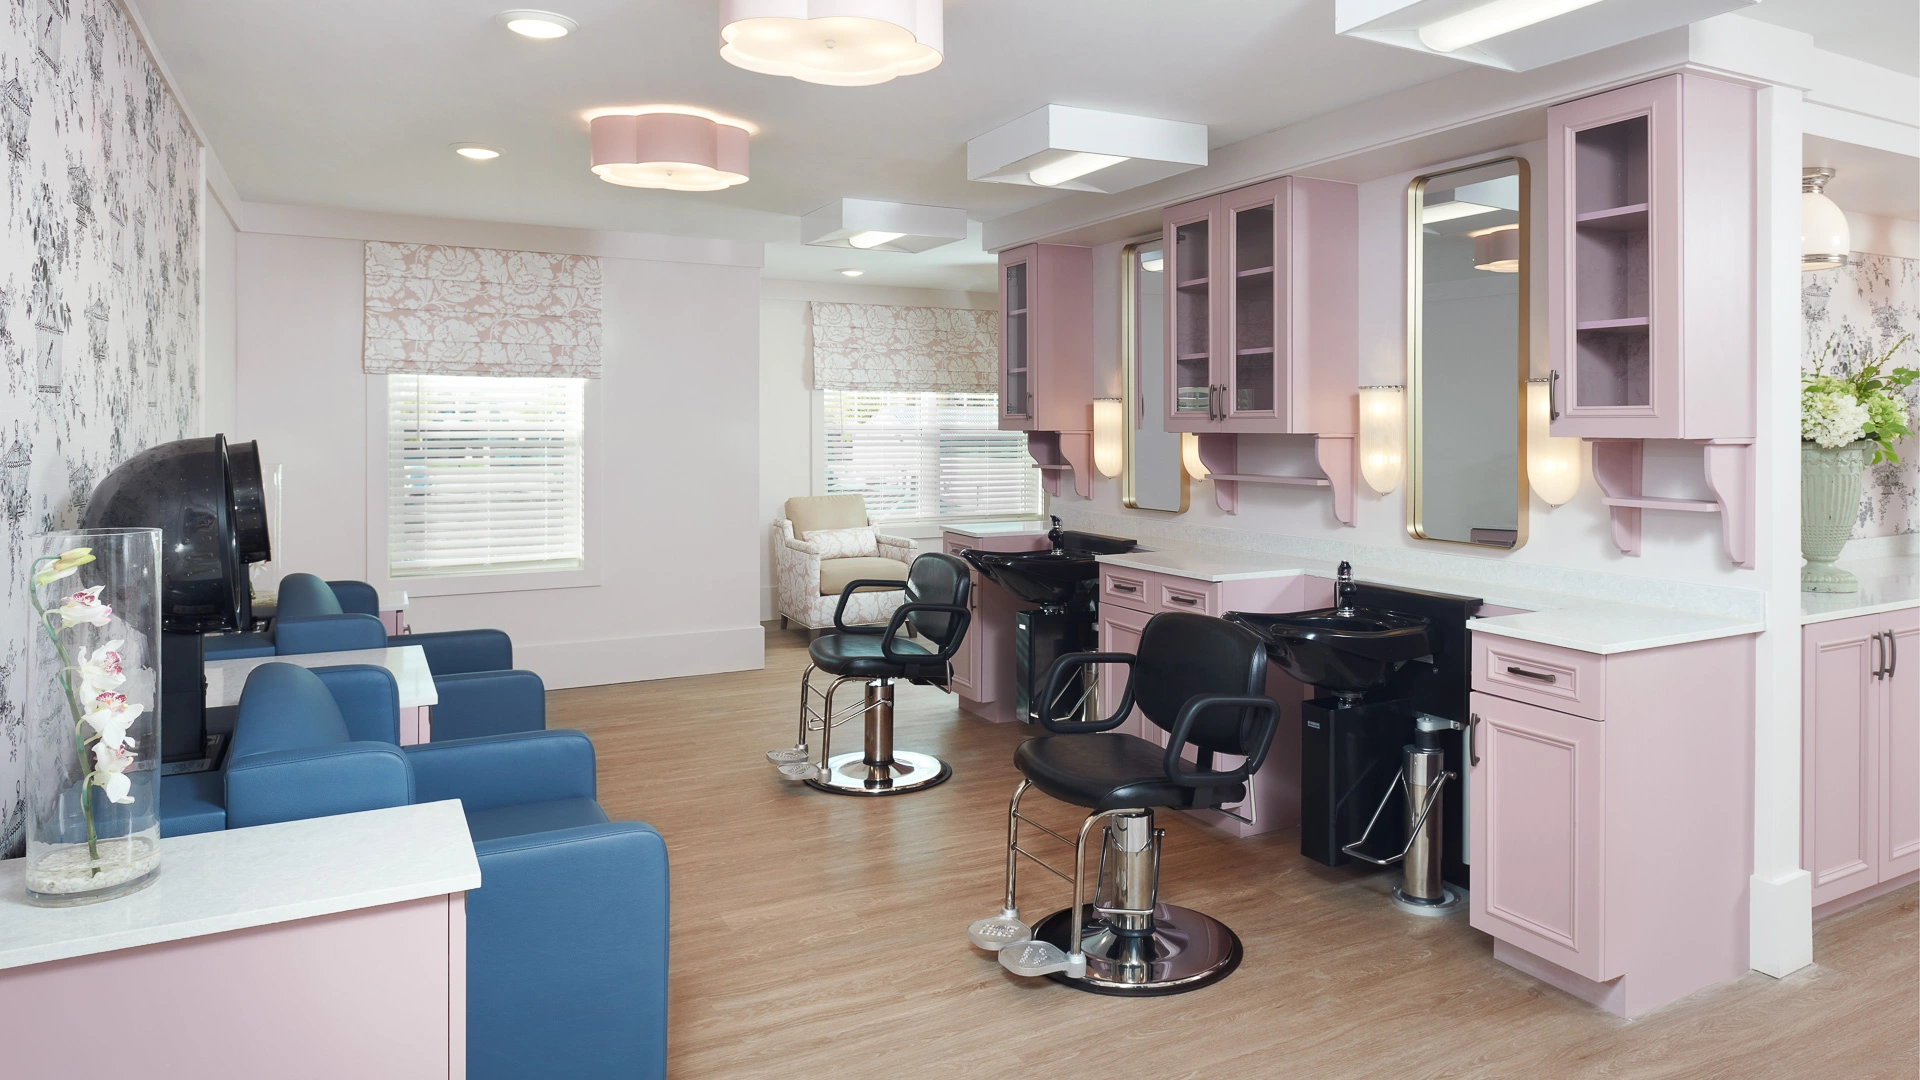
30;557;101;866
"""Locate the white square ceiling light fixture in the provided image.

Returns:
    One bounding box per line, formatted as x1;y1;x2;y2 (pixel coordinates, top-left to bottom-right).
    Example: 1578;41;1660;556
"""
967;106;1207;194
801;198;969;253
1335;0;1759;71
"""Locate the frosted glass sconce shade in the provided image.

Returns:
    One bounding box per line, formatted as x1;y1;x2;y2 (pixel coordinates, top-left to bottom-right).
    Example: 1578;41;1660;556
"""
1093;398;1124;478
1801;168;1849;272
589;112;750;191
1527;379;1583;506
719;0;943;86
1358;385;1405;495
1181;433;1207;482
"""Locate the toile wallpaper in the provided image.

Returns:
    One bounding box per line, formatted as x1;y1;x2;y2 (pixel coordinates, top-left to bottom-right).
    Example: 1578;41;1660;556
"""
1803;251;1920;538
0;0;201;857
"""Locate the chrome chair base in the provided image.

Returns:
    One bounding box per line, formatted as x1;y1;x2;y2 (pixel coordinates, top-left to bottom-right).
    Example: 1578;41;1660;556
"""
1029;903;1242;996
805;749;952;797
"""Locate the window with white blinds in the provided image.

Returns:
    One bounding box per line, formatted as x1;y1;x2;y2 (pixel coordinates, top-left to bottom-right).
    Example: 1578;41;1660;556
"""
822;389;1042;523
387;374;586;578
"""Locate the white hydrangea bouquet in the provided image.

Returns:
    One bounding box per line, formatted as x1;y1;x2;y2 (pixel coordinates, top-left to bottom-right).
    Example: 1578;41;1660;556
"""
1802;333;1917;461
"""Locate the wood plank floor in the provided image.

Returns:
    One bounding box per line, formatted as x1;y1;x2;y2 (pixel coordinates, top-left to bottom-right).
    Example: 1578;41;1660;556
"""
552;625;1918;1080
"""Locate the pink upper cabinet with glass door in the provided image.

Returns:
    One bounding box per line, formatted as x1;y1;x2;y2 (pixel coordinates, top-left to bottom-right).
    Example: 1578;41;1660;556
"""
1546;74;1755;441
1163;176;1357;436
997;243;1093;435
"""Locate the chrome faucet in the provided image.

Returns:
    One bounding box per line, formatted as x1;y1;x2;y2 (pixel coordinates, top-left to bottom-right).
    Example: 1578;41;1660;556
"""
1047;515;1064;553
1335;561;1357;615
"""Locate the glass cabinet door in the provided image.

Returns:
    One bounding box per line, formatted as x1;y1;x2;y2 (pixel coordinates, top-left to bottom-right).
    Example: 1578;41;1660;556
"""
1002;257;1030;421
1167;210;1213;424
1225;190;1281;421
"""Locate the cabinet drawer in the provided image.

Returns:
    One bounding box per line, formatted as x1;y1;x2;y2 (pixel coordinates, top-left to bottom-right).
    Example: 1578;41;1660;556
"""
1101;570;1152;613
1156;579;1217;617
1473;634;1605;721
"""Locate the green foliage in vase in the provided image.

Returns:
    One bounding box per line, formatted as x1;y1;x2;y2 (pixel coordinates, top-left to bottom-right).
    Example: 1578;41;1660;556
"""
1803;333;1918;464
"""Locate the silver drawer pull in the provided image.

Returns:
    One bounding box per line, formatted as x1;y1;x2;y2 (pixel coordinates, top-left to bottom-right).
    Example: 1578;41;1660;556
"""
1168;595;1199;606
1505;665;1558;684
1111;583;1139;593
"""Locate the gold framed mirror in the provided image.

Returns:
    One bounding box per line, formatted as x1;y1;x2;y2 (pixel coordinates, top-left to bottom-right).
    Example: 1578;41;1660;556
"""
1122;236;1190;513
1406;156;1530;549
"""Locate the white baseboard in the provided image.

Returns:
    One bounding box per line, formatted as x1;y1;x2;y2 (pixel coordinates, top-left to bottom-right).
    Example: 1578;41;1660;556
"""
1749;868;1814;977
516;625;766;690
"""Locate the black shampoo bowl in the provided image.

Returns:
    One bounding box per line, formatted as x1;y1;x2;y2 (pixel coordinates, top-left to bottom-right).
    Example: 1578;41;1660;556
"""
1226;607;1431;696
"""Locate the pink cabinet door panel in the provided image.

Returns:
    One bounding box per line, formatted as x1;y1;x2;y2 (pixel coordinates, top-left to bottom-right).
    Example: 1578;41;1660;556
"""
1473;633;1607;721
1101;569;1153;612
1163;197;1218;433
1881;613;1920;880
1469;692;1616;982
998;247;1035;430
1099;604;1150;740
1220;179;1288;428
1801;618;1881;905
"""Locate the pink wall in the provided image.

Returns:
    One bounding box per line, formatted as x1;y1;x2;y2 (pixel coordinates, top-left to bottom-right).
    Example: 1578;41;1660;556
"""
232;221;765;689
1061;138;1762;594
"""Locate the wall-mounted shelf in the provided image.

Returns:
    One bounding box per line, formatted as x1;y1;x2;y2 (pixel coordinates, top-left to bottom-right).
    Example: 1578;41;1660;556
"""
1575;203;1648;229
1591;439;1752;567
1027;431;1091;499
1193;433;1354;525
1577;317;1650;331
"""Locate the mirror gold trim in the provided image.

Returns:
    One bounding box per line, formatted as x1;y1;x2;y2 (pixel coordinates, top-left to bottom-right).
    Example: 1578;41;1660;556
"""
1405;156;1530;550
1121;236;1190;513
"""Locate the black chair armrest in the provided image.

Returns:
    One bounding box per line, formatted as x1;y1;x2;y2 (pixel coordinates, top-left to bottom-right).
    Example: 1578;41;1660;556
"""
1036;652;1137;734
1162;695;1281;788
879;603;971;664
831;579;909;633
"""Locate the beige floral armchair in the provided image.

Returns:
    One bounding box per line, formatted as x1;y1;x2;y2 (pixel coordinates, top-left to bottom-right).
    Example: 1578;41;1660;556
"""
774;495;916;632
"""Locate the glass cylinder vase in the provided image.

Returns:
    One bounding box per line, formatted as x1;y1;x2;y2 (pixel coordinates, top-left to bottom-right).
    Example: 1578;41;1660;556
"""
23;527;164;905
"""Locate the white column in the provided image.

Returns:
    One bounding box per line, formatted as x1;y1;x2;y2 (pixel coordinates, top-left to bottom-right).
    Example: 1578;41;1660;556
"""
1748;84;1813;978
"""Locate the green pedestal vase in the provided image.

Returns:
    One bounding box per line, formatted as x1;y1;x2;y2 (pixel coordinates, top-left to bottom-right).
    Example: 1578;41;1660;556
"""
1800;441;1869;593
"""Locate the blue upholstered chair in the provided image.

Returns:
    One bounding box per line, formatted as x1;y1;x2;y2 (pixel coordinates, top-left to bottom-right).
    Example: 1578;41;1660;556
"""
165;662;669;1080
266;573;545;741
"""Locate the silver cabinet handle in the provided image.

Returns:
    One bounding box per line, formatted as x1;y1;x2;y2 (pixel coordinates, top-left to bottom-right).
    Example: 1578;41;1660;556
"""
1110;582;1138;593
1168;595;1198;606
1888;630;1899;679
1548;369;1562;422
1874;631;1888;680
1469;712;1481;767
1505;665;1558;684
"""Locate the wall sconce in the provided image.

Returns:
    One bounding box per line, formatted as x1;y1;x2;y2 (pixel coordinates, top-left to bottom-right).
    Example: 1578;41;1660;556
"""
1527;378;1583;506
1092;398;1124;478
1802;167;1850;272
1181;433;1208;482
1358;385;1405;495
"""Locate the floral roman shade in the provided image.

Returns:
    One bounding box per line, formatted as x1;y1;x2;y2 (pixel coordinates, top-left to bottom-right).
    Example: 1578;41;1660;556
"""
810;302;997;394
364;242;603;378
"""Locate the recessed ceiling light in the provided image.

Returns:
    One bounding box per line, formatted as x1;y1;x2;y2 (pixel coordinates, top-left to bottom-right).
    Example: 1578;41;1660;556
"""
498;9;577;38
452;144;503;160
839;269;864;277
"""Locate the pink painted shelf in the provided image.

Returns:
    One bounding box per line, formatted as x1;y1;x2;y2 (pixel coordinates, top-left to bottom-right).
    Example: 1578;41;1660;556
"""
1194;432;1356;525
1577;316;1650;331
1590;438;1753;567
1599;495;1717;512
1235;265;1274;277
1575;202;1649;229
1206;473;1329;487
1177;277;1210;289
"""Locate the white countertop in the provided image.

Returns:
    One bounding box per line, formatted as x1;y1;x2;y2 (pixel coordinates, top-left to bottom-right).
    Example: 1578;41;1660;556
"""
206;645;440;709
0;802;480;971
1095;542;1765;656
940;520;1049;539
1800;555;1919;625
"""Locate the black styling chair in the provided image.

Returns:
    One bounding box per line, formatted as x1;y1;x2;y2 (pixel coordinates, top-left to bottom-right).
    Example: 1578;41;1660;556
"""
766;551;972;796
966;611;1280;994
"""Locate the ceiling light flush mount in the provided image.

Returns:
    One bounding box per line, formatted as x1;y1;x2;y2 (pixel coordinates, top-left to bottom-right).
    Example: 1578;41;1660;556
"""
1334;0;1759;71
452;144;503;160
1801;168;1850;272
1470;223;1521;273
588;110;751;191
968;106;1207;194
838;268;864;277
497;9;577;38
719;0;943;86
802;198;967;253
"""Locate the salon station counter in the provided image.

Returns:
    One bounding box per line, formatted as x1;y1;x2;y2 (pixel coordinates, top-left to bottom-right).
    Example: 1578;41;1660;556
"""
0;801;479;1078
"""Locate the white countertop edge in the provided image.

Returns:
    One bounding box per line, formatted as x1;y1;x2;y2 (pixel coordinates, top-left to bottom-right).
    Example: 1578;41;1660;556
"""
1800;596;1920;625
939;520;1049;539
0;802;480;972
1095;552;1311;583
1469;617;1768;655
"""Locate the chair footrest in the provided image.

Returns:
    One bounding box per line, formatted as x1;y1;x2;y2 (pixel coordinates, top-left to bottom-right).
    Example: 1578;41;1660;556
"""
999;939;1084;979
765;746;809;765
774;761;821;782
966;914;1031;952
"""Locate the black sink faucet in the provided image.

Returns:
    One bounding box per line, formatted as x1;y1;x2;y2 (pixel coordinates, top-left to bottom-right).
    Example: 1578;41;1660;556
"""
1047;515;1064;553
1335;561;1356;616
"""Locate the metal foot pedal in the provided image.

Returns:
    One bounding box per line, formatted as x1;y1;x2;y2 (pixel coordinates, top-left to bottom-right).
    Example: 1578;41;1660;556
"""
765;746;809;766
966;914;1031;952
774;761;820;782
998;939;1084;979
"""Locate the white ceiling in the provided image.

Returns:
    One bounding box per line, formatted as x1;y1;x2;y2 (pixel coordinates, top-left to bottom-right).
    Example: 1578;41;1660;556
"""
1736;0;1919;76
136;0;1915;292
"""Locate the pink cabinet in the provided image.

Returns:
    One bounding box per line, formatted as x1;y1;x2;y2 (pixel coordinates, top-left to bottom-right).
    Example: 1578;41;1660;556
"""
1802;608;1920;911
1470;691;1614;982
997;244;1092;435
1162;177;1357;436
1545;74;1754;441
944;530;1050;723
1468;630;1755;1017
